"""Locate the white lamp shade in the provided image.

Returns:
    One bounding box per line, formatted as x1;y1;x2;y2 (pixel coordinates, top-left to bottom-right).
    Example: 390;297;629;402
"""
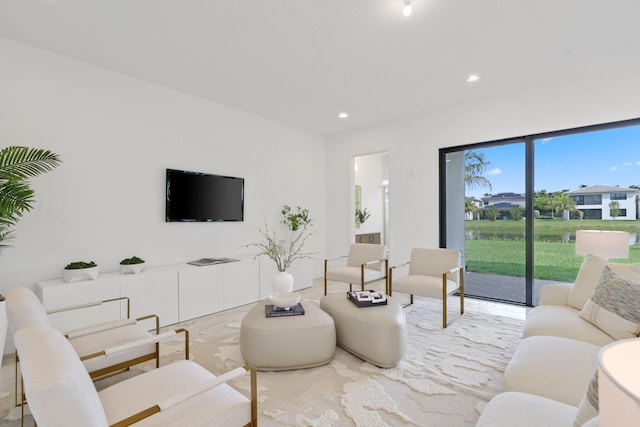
575;230;629;260
598;338;640;426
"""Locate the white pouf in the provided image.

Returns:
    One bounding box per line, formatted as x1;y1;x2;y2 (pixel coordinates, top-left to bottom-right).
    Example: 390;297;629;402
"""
503;335;600;406
320;294;407;368
240;300;336;371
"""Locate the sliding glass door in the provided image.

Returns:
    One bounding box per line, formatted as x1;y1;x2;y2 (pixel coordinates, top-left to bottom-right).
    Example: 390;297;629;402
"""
443;142;527;304
440;118;640;306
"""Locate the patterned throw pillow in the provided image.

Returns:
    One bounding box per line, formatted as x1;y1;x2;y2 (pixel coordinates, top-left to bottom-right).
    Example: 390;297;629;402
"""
574;371;598;427
579;266;640;340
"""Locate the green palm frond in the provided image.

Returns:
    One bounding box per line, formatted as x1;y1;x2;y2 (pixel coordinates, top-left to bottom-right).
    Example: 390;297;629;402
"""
0;180;34;221
0;146;61;181
0;146;62;252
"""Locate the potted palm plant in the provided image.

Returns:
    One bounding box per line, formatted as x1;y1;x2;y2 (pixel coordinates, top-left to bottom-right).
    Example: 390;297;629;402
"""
0;146;62;251
0;146;61;354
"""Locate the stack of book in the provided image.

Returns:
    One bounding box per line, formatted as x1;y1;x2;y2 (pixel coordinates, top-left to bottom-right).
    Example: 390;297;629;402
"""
265;303;305;318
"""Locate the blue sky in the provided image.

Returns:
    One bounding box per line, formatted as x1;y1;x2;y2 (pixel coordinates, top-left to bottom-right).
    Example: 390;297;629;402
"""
466;124;640;199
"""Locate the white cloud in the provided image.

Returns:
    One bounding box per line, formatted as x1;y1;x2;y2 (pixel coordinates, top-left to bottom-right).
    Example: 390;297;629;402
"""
609;166;617;172
623;162;633;166
487;168;502;176
636;161;640;165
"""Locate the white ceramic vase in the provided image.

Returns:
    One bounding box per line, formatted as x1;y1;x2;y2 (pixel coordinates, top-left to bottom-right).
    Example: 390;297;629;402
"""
272;271;294;293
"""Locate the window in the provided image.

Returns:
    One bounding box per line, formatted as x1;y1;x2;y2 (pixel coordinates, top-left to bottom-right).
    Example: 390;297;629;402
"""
440;117;640;307
575;195;602;205
610;208;627;217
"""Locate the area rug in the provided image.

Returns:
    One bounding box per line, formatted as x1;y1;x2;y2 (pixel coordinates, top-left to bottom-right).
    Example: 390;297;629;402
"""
1;284;523;426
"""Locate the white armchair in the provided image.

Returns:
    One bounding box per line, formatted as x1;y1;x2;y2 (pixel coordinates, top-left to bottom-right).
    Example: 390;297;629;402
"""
6;286;189;407
15;323;257;427
388;248;464;328
324;243;388;295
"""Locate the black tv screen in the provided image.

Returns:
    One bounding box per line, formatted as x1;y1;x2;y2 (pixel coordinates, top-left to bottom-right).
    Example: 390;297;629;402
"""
166;169;244;222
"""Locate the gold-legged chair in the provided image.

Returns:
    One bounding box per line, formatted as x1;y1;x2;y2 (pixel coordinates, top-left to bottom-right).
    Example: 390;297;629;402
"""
388;247;464;328
6;286;189;412
324;243;388;295
16;323;257;427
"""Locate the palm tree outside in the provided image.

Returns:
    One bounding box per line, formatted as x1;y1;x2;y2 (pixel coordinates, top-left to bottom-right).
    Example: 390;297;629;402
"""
551;193;577;221
464;151;493;191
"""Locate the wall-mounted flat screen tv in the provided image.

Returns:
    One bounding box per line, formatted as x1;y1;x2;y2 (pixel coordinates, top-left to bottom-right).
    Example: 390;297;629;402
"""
166;169;244;222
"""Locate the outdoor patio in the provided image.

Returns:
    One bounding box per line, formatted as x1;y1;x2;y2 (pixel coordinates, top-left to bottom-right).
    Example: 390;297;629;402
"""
464;271;569;306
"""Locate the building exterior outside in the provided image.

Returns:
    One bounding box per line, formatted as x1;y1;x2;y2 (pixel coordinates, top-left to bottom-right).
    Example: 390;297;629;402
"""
567;185;639;220
479;192;525;220
476;186;639;220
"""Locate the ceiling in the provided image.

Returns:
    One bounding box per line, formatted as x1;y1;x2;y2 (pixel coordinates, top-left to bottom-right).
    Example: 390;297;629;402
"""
1;0;639;135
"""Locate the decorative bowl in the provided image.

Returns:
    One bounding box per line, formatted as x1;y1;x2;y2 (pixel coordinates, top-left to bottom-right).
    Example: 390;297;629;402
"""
120;262;146;275
268;292;301;310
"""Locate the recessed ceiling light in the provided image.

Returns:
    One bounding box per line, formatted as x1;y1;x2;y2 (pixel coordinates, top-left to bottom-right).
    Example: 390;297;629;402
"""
466;74;480;83
338;112;349;119
402;1;413;16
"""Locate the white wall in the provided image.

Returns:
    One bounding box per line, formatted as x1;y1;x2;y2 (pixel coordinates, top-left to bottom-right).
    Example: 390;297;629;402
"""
0;37;327;294
327;62;640;265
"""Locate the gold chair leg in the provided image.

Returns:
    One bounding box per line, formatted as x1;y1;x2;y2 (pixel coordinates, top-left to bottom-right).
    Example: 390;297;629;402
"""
442;296;447;328
324;259;328;295
14;353;19;407
460;268;465;315
442;272;448;328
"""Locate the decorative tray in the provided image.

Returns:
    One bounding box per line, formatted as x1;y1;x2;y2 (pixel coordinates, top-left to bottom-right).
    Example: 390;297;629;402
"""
347;290;388;308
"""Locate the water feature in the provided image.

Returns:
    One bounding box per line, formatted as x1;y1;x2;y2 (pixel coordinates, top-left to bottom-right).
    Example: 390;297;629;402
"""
466;230;639;244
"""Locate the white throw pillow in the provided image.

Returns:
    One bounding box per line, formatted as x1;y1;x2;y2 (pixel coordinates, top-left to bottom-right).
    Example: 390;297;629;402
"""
579;267;640;340
569;255;608;310
569;255;640;310
574;372;598;427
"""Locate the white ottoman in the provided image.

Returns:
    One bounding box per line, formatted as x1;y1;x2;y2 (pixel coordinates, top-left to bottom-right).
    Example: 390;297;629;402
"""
320;294;407;368
240;300;336;371
503;335;600;406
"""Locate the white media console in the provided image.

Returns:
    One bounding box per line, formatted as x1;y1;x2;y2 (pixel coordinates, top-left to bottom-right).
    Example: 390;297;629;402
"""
36;257;313;331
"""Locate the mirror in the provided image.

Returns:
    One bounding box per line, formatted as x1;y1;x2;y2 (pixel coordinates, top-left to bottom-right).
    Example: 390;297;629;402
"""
353;152;389;245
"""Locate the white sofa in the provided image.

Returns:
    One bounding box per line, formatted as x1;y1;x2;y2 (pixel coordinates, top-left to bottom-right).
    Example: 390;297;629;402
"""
523;254;640;346
478;254;640;426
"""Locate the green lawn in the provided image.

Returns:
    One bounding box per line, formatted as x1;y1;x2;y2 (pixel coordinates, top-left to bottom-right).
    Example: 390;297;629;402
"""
465;219;640;282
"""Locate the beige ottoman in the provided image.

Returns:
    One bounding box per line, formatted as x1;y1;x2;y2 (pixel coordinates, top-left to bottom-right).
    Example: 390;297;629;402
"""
503;335;600;406
240;299;336;371
320;294;407;368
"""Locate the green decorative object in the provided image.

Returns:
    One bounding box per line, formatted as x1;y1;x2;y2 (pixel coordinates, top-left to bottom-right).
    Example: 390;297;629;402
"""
281;205;313;231
120;256;145;265
355;207;371;226
63;261;99;283
64;261;97;270
120;256;146;274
